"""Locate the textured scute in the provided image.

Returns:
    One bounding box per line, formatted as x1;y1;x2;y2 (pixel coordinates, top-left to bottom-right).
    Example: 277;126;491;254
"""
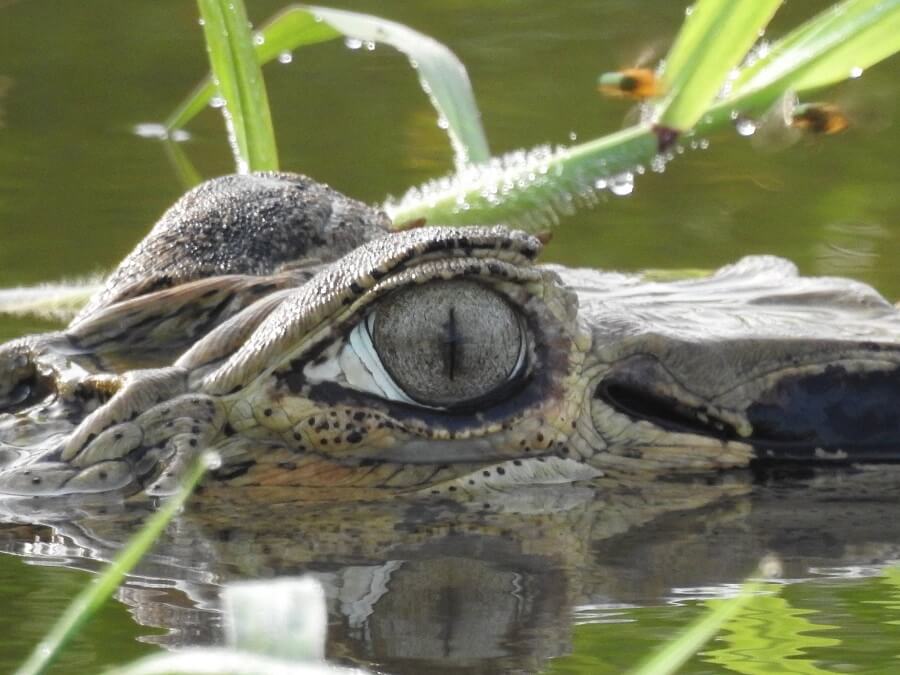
78;172;391;318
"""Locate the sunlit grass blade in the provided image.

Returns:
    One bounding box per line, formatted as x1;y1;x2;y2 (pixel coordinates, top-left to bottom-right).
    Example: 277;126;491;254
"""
699;0;900;130
168;5;489;170
14;454;214;675
732;0;900;97
163;138;203;190
385;125;658;229
165;9;338;131
302;6;489;168
0;278;101;321
654;0;782;131
627;578;770;675
196;0;278;173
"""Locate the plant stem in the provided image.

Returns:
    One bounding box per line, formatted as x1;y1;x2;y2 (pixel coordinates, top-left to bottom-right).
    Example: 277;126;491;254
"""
14;455;212;675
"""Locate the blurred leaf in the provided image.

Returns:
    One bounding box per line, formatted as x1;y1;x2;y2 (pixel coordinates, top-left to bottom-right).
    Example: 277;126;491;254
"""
654;0;782;131
14;454;213;675
628;579;770;675
196;0;279;172
732;0;900;96
223;578;327;661
105;577;368;674
163;138;203;190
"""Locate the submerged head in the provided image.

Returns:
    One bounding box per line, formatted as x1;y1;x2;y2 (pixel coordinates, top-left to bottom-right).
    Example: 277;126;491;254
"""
2;172;900;498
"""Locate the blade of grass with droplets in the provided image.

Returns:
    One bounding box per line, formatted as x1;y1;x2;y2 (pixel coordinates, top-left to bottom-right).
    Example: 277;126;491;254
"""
196;0;278;173
701;0;900;129
169;5;489;170
165;9;338;131
731;0;900;98
14;454;213;675
301;6;489;168
391;0;900;230
385;124;658;228
653;0;782;131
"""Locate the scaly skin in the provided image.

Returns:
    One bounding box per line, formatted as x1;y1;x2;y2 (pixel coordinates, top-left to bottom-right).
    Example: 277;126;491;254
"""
1;172;900;498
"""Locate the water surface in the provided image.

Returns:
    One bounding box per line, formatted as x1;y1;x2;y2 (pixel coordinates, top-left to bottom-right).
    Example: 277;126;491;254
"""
0;0;899;673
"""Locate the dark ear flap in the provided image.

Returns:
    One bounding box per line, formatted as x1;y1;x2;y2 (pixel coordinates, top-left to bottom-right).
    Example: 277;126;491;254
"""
77;172;390;320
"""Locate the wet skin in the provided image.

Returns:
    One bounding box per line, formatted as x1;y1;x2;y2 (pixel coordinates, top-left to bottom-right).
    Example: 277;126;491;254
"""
1;171;899;497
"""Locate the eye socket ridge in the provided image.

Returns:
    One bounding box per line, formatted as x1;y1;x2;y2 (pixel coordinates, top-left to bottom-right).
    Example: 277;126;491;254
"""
349;279;531;412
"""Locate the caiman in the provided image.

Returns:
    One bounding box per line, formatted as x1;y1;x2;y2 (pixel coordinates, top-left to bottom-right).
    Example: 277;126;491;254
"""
1;171;899;497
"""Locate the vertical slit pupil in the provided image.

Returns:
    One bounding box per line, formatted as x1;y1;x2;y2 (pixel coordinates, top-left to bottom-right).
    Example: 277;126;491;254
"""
443;305;460;381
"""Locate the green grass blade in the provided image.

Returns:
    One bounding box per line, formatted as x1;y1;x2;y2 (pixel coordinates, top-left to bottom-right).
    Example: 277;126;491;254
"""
196;0;278;173
165;9;338;131
627;579;769;675
654;0;782;131
14;454;214;675
163;138;203;190
302;5;489;168
168;5;488;170
732;0;900;96
251;6;340;64
386;125;657;229
165;78;218;135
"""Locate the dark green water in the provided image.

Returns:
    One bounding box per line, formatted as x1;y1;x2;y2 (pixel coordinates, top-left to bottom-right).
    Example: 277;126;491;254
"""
0;0;899;673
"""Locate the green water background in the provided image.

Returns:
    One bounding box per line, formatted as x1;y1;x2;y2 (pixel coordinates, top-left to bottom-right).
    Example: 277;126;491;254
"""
0;0;899;673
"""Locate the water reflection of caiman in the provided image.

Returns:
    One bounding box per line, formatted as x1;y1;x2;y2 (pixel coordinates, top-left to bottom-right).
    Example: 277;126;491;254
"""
1;172;900;496
2;469;899;674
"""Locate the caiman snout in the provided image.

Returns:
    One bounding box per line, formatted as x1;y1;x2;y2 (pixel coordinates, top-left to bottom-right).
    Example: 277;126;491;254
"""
592;340;900;465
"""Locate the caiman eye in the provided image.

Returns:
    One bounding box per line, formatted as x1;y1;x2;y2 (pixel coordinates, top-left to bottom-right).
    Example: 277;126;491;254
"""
346;280;528;410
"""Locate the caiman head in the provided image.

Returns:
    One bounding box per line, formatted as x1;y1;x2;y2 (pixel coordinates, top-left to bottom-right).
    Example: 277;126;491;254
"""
1;172;899;497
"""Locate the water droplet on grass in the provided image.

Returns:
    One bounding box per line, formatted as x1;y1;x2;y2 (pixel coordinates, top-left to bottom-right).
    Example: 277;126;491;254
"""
736;118;757;136
345;37;363;50
203;451;223;471
609;172;634;196
278;51;293;64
